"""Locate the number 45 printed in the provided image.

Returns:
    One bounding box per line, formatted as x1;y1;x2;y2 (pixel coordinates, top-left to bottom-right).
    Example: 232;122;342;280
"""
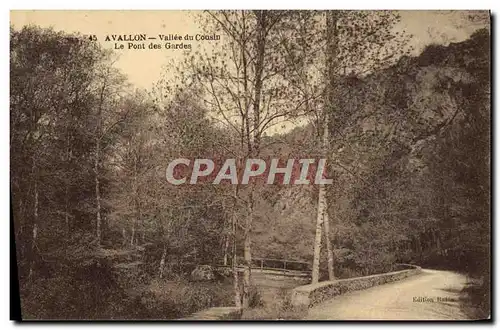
83;34;97;41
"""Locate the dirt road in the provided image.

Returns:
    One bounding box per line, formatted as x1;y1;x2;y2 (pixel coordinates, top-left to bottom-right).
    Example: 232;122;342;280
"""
307;269;471;320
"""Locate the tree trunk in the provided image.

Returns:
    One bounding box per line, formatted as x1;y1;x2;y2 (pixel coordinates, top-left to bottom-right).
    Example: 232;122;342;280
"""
159;245;167;279
436;230;442;252
416;235;422;255
131;153;140;246
251;11;267;154
94;138;102;246
64;120;72;235
312;184;326;283
223;232;230;266
64;185;70;234
17;198;25;259
242;191;253;308
94;81;106;246
240;12;267;307
312;51;333;283
231;202;242;308
64;134;71;235
321;88;334;280
122;228;127;246
28;181;38;283
323;211;335;280
134;152;144;246
130;224;135;246
28;113;39;282
313;9;339;283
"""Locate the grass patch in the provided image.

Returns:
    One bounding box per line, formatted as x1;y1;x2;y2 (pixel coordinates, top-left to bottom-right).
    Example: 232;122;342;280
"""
20;269;235;320
242;288;308;320
131;277;235;319
459;276;490;320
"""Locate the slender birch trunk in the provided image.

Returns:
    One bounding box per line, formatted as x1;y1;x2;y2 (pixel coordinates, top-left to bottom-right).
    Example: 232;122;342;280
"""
312;11;339;283
323;211;335;280
324;10;339;282
311;56;331;284
312;183;326;283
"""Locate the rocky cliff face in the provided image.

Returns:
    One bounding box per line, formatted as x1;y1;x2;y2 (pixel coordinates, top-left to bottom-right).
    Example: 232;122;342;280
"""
250;29;490;275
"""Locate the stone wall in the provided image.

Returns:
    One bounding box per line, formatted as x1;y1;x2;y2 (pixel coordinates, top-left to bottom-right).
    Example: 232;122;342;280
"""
291;264;422;308
180;264;422;319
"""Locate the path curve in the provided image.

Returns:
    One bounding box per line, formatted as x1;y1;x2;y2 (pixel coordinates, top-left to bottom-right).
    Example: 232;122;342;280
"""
307;269;470;320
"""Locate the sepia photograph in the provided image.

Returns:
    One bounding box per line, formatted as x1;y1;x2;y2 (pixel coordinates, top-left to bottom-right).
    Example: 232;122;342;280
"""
9;9;491;321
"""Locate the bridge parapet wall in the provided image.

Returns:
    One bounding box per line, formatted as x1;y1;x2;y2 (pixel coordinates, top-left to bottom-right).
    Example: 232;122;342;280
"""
291;264;422;308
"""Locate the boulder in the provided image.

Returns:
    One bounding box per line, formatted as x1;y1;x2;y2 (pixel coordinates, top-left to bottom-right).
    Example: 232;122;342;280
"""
190;265;215;281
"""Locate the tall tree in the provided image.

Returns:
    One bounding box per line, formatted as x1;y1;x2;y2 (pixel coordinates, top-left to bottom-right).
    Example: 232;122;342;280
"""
291;11;413;283
91;60;131;246
174;10;316;307
10;26;109;280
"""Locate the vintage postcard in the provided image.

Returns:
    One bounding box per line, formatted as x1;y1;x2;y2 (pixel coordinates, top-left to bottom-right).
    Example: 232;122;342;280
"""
10;10;491;321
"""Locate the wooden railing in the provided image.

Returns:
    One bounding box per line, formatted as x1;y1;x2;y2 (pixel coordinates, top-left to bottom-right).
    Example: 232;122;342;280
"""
220;256;311;273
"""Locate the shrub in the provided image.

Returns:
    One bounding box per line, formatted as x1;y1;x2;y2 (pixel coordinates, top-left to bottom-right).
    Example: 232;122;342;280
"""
247;285;264;308
20;259;129;319
460;276;490;320
242;288;307;320
133;278;234;319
